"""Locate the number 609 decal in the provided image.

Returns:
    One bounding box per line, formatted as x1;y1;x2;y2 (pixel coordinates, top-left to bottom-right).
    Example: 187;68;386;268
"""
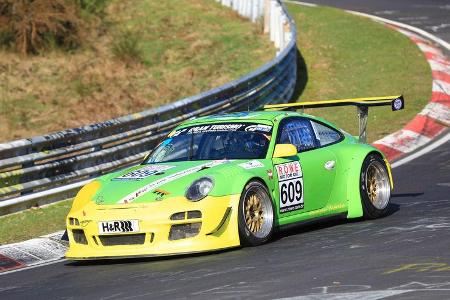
280;180;302;204
276;162;304;213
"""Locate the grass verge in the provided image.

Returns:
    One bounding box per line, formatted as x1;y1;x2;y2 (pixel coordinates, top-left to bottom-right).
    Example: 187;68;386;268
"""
0;199;73;245
287;3;432;142
0;0;273;142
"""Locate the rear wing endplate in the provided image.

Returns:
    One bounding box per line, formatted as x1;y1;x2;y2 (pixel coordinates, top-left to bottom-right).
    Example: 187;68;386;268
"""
263;95;404;143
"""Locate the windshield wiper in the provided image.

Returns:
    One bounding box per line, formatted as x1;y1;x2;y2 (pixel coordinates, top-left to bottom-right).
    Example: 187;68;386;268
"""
188;134;194;161
197;165;210;172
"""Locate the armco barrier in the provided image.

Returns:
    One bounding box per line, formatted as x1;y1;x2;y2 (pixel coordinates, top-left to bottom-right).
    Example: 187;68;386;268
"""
0;0;297;215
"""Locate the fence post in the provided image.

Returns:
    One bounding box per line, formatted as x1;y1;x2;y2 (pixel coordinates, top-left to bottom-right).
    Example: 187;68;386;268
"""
264;0;271;33
279;15;287;49
270;1;276;42
284;17;291;45
232;0;239;11
239;0;245;15
273;2;280;47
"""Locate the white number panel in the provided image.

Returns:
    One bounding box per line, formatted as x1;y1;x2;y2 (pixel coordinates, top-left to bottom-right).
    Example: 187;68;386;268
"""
276;162;304;213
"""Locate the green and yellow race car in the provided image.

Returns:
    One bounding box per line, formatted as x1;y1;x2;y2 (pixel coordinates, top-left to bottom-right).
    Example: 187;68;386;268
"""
65;96;403;260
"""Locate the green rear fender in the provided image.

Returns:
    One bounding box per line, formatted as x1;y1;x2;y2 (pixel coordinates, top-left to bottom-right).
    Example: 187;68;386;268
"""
344;147;387;218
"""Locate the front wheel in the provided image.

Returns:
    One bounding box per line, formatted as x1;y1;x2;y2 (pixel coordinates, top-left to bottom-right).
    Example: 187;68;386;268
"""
238;181;275;246
360;154;392;219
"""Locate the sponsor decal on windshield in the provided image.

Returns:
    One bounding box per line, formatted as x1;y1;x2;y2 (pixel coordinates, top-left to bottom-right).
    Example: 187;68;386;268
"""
244;124;272;132
188;124;244;133
114;165;175;181
168;123;273;136
117;160;229;204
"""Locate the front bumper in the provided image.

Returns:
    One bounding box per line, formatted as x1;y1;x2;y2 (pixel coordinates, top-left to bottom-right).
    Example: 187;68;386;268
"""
65;194;241;260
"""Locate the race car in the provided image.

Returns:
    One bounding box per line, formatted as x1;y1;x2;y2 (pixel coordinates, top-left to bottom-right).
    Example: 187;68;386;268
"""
65;95;404;260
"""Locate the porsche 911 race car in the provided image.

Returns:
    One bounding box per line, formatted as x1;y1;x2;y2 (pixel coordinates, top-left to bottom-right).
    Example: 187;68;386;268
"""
65;95;404;260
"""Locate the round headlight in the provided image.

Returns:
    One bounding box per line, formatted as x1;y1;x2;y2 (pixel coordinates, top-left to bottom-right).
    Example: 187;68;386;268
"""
186;177;214;202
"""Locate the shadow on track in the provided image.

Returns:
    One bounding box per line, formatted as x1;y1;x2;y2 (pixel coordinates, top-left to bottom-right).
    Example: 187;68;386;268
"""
64;247;241;267
289;48;308;102
273;202;400;241
392;192;424;198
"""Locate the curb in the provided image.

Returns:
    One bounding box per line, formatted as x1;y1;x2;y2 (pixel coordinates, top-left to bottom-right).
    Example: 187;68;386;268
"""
371;24;450;161
0;231;67;274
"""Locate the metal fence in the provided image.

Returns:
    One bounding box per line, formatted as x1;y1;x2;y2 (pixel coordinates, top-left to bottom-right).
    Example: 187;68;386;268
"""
0;0;297;215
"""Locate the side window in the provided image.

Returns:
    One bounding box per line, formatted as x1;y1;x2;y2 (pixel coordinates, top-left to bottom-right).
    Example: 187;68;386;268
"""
278;118;318;151
310;120;342;147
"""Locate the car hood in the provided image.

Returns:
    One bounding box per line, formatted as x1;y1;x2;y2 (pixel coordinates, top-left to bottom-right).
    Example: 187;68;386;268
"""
92;159;269;205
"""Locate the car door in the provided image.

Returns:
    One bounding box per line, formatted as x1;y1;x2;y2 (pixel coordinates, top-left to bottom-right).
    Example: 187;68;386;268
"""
272;117;338;219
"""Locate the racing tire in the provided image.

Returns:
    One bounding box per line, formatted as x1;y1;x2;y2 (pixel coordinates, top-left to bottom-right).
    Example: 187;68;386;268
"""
360;154;392;219
238;180;275;246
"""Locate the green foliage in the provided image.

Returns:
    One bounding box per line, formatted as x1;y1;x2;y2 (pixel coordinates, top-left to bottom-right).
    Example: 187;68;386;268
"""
75;0;109;16
111;30;145;65
72;77;102;97
0;29;13;49
0;0;81;54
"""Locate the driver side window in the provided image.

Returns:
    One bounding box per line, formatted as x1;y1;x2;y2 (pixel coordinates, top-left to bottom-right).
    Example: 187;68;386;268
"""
278;118;318;151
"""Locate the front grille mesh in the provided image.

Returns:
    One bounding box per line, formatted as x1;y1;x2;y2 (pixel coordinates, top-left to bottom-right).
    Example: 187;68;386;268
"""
99;234;146;246
72;229;87;245
169;223;202;240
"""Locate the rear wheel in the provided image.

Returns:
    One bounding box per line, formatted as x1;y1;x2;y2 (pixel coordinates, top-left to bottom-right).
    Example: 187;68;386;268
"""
238;181;274;246
360;154;391;219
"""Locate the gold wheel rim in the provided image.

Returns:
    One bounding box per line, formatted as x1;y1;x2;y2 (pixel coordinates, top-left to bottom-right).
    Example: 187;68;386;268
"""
245;194;264;234
367;167;378;203
365;161;391;210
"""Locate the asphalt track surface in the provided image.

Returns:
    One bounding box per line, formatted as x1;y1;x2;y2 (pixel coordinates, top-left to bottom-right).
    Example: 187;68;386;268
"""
299;0;450;54
1;2;450;300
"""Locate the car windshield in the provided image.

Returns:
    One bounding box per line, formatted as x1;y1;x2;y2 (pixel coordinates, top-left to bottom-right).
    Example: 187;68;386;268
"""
144;123;273;163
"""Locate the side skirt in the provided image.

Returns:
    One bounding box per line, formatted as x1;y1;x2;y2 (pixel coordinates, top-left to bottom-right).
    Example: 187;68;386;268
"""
276;212;348;232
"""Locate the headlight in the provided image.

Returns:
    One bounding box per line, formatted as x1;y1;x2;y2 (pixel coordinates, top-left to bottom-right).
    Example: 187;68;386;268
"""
185;177;214;201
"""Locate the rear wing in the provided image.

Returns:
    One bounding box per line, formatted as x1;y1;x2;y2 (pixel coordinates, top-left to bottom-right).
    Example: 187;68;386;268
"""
263;95;405;143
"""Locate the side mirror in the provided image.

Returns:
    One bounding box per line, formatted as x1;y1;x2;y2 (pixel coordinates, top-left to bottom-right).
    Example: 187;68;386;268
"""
273;144;297;158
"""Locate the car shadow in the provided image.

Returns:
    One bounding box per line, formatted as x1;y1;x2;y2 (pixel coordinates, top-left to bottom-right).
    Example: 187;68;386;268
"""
391;192;424;198
64;247;241;267
274;216;348;241
273;202;401;241
384;202;400;217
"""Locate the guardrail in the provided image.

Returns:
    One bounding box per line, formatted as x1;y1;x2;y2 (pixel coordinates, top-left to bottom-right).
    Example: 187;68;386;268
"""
0;0;297;215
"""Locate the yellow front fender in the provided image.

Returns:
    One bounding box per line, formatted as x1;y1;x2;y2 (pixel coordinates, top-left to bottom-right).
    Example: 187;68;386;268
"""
65;194;241;259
